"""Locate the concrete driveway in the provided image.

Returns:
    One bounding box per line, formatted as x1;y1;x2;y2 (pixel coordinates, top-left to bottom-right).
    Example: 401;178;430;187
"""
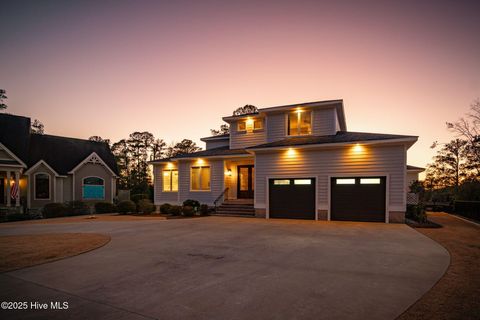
0;217;449;320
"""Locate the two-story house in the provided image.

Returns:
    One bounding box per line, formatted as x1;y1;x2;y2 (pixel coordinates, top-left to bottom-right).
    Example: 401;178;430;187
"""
151;100;418;223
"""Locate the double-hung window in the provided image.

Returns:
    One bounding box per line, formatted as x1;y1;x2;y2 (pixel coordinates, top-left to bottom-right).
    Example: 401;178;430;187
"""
288;110;312;135
163;170;178;192
191;166;210;191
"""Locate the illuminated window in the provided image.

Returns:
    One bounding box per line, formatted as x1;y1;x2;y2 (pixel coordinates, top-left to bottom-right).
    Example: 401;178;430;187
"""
253;119;263;130
336;178;355;185
163;170;178;191
237;122;246;131
273;179;290;185
288;110;312;135
191;166;210;191
34;173;50;200
82;176;105;200
294;179;311;185
360;178;381;184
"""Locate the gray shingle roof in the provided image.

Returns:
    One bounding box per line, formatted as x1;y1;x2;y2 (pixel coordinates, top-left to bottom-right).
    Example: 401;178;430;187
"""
28;134;119;175
0;113;31;164
172;146;249;159
247;131;417;149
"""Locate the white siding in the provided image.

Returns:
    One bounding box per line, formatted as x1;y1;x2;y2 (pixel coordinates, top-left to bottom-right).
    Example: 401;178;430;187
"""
312;107;337;136
177;159;224;205
254;144;406;212
205;139;229;150
266;113;286;142
153;164;179;205
230;120;266;149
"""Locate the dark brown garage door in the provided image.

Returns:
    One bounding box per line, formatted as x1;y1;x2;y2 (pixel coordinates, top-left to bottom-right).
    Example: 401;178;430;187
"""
331;177;386;222
269;178;315;220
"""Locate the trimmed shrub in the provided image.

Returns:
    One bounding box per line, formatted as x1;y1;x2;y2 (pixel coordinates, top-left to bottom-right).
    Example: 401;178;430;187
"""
160;203;172;214
43;203;69;218
169;205;182;216
94;202;116;214
5;213;35;222
117;200;136;214
199;204;209;215
183;199;200;209
406;204;427;223
182;205;195;217
131;193;150;204
66;200;90;216
137;199;155;214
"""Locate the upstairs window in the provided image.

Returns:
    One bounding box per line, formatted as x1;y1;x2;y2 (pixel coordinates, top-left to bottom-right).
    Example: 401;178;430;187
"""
237;122;246;131
253;119;263;130
163;170;178;192
288;110;312;136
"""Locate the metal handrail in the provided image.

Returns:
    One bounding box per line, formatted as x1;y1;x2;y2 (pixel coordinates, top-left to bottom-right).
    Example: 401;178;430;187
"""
214;187;229;210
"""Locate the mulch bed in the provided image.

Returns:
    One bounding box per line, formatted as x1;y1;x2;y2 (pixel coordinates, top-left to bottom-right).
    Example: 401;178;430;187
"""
399;212;480;320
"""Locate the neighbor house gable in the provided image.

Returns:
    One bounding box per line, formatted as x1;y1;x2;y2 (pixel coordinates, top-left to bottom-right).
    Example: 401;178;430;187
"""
68;152;118;177
0;142;27;168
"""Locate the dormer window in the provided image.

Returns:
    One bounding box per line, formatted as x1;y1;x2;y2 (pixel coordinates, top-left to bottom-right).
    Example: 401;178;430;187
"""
288;110;312;136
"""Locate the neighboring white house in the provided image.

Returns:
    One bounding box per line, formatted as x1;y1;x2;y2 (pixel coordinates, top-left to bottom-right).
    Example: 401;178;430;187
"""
151;100;418;223
406;165;425;191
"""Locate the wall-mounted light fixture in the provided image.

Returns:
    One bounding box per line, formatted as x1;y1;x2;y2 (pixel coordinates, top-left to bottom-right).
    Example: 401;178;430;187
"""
225;169;232;176
166;162;174;169
196;159;205;165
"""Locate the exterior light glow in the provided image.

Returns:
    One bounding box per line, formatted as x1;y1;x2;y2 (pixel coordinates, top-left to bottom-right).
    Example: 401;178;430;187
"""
286;148;296;157
245;117;254;125
197;159;205;165
225;169;232;176
296;108;303;113
166;162;174;169
353;144;363;153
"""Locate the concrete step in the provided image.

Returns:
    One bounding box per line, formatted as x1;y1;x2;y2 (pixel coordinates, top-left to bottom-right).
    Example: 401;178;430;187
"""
210;213;255;218
216;208;255;213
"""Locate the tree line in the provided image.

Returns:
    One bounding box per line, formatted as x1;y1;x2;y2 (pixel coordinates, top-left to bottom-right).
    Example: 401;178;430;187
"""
419;99;480;202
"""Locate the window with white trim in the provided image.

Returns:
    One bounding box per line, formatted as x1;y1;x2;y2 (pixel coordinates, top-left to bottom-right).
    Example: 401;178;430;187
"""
163;170;178;191
82;176;105;200
191;166;210;191
237;122;246;131
336;178;355;185
34;173;50;199
288;110;312;135
253;119;263;130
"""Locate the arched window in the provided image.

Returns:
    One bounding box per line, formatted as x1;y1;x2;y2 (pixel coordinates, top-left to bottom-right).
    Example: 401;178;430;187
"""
82;176;105;200
34;173;50;200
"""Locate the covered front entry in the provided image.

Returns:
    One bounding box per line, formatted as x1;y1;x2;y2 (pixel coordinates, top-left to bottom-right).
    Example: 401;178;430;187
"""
330;176;386;222
237;165;254;199
268;178;316;220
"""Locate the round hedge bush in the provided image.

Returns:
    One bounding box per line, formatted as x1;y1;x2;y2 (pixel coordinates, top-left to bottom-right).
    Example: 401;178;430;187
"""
137;199;155;214
182;205;195;217
183;199;200;209
94;202;116;214
160;203;172;214
117;200;136;214
168;205;182;216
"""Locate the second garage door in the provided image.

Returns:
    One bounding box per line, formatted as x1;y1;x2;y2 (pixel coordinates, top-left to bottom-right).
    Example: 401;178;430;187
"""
331;176;386;222
269;178;315;220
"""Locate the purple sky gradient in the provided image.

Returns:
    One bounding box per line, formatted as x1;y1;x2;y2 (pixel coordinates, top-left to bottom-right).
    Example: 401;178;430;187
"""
1;0;479;172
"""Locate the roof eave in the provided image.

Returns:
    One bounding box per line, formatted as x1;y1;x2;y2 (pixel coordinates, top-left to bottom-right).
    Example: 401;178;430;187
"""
248;137;419;152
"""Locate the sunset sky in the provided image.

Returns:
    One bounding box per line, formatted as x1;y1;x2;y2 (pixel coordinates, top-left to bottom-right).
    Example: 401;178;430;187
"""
1;0;479;172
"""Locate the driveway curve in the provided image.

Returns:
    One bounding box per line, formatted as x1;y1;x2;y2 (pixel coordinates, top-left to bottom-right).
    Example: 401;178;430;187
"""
0;217;449;320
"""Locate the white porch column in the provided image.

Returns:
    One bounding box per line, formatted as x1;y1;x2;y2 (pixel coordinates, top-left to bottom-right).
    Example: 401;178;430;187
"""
6;171;11;207
15;171;20;207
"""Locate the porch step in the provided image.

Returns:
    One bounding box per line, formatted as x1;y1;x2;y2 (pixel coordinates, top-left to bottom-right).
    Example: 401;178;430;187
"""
214;201;255;217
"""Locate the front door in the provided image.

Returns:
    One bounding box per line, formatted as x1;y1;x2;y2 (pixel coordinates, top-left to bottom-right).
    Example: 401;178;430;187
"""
237;165;254;199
